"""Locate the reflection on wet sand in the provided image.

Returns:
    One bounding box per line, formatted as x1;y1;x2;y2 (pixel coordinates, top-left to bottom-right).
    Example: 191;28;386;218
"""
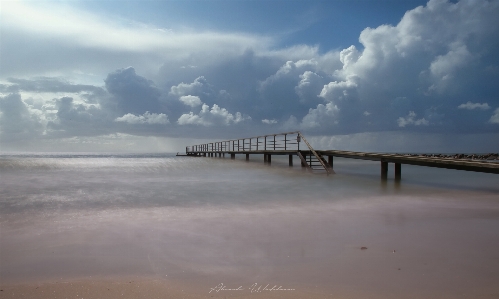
1;155;499;298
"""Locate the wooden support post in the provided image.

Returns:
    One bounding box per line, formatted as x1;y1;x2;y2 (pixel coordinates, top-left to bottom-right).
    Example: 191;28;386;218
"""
246;154;249;161
203;153;206;157
264;154;268;163
268;154;271;164
289;154;293;166
328;155;333;168
395;163;401;181
381;161;388;179
231;153;235;159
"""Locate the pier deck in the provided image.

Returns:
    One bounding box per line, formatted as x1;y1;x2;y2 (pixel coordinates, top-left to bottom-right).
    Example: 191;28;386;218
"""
180;131;499;178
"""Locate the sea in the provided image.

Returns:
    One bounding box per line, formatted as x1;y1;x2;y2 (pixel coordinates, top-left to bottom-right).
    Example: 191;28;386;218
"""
1;153;499;298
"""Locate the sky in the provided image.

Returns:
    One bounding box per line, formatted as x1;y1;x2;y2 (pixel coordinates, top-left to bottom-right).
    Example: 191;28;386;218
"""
1;0;499;153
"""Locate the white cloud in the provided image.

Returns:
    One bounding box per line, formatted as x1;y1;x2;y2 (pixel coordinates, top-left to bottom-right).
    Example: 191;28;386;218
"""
1;2;272;80
301;102;340;129
179;95;202;107
457;102;490;110
339;45;360;70
2;0;499;150
397;111;429;127
259;60;318;89
177;104;250;126
262;119;278;124
319;75;359;103
489;108;499;124
169;77;207;97
2;2;269;54
295;71;325;103
115;112;169;125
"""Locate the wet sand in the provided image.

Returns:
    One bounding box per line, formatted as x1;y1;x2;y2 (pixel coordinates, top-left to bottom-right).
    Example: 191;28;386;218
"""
2;195;499;298
2;155;499;298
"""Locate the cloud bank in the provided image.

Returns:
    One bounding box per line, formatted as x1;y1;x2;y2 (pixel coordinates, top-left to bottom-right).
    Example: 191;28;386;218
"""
1;0;498;151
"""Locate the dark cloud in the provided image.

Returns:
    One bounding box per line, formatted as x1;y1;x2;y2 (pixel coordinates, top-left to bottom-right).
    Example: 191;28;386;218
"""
0;93;43;142
2;0;499;152
3;77;105;94
104;67;162;115
297;0;499;135
47;96;112;137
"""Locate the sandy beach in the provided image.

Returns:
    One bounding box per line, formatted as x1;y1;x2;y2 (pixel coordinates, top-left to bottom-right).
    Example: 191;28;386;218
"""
1;155;499;299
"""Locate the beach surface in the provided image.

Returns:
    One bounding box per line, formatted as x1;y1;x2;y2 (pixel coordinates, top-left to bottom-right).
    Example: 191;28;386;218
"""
1;154;499;298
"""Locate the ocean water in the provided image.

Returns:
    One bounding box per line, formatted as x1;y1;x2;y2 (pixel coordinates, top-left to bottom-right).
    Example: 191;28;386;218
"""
1;153;499;297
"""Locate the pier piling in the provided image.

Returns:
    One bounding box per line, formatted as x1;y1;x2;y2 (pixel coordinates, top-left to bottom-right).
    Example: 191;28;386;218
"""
381;161;388;180
181;131;499;178
395;163;401;180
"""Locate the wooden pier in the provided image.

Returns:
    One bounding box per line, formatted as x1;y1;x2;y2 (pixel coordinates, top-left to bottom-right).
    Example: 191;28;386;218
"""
179;131;499;179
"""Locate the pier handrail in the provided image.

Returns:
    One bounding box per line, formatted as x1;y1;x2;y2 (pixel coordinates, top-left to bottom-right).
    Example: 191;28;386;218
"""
186;131;303;153
297;132;330;175
185;131;331;175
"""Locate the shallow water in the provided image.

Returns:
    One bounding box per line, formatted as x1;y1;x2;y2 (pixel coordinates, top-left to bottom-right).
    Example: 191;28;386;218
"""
1;153;499;297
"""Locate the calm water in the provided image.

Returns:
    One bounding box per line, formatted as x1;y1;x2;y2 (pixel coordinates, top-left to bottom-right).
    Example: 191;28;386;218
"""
1;153;499;297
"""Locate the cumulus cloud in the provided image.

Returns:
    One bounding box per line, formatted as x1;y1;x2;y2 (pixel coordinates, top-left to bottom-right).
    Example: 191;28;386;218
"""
339;45;360;70
115;112;169;125
397;111;429;127
301;103;340;129
2;0;499;151
47;96;110;137
257;59;329;119
259;60;318;90
177;104;250;126
319;75;359;103
301;0;499;133
104;67;161;115
490;108;499;124
179;95;202;107
295;71;325;103
458;102;490;110
169;77;209;97
0;93;43;141
262;119;278;124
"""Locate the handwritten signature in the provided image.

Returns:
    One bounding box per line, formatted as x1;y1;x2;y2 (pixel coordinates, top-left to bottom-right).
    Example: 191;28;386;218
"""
209;283;295;293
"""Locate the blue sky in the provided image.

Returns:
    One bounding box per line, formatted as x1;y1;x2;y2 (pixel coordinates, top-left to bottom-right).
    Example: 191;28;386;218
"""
1;0;498;152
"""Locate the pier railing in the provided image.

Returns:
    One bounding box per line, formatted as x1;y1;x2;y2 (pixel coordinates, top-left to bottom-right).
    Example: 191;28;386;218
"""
182;132;499;177
186;131;303;153
186;131;331;175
